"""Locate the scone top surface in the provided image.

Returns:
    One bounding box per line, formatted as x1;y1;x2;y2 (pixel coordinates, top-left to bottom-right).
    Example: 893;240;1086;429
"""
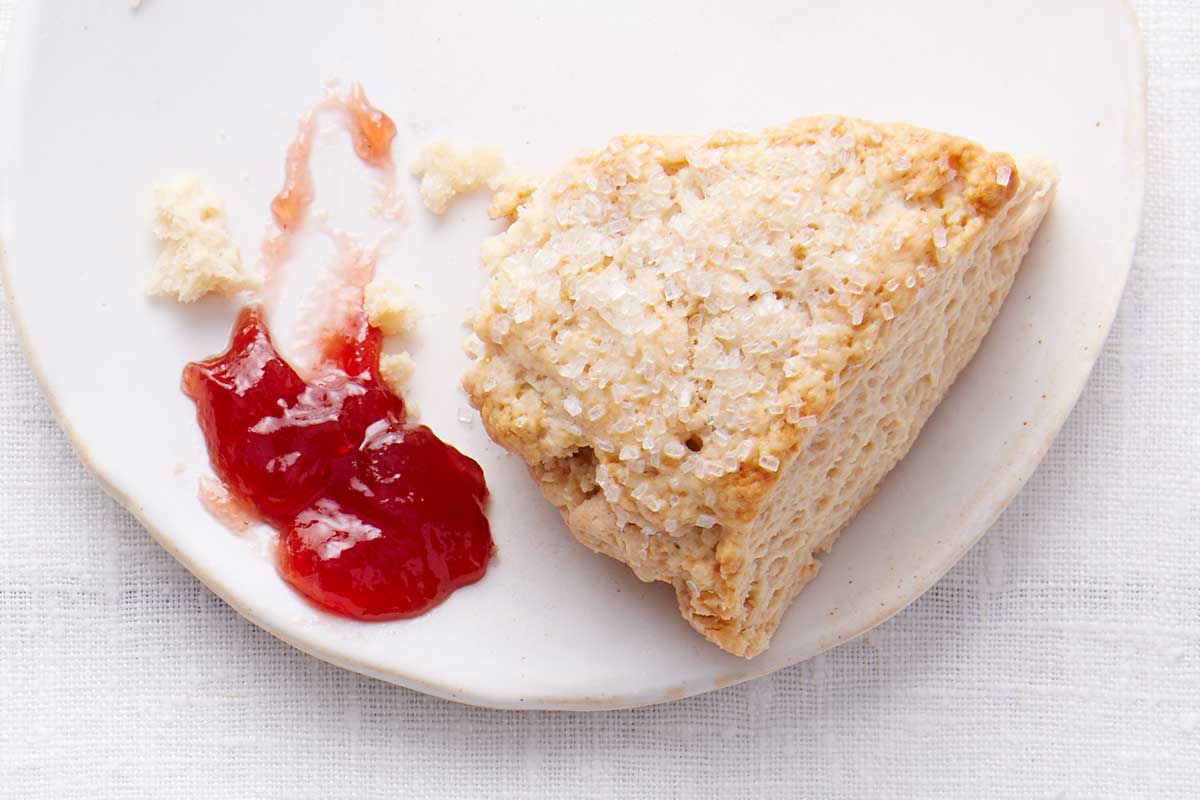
465;116;1019;535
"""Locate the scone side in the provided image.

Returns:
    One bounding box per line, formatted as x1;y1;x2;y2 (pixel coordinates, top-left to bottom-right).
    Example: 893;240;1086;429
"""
682;160;1059;656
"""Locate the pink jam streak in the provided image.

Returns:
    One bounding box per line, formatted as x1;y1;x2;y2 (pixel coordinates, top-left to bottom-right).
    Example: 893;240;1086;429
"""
262;82;405;287
198;475;258;534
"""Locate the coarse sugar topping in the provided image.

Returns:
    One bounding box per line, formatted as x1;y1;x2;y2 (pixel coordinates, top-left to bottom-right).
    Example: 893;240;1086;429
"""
464;116;1018;532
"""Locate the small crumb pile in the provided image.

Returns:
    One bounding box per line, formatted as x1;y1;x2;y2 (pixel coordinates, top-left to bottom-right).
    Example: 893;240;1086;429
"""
364;278;419;336
363;277;420;407
147;176;261;302
379;351;416;397
410;142;521;215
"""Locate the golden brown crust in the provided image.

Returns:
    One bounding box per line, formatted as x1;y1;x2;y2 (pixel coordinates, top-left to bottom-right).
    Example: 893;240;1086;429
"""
466;117;1029;530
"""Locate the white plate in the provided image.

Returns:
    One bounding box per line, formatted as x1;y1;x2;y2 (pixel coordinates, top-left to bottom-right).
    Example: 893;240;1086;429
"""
0;0;1144;709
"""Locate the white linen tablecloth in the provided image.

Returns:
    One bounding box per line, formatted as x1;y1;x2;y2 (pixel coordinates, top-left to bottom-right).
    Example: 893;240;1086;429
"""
1;2;1196;797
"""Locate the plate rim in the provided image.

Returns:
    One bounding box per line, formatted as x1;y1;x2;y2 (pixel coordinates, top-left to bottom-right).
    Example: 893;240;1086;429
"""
0;0;1148;710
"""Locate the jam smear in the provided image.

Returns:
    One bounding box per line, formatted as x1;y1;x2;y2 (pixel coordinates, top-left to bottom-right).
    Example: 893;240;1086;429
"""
189;82;483;619
269;84;396;231
270;113;316;231
184;306;493;618
343;83;397;167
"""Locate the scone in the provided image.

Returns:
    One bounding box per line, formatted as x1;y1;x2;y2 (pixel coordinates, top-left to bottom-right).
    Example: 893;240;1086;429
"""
463;116;1057;657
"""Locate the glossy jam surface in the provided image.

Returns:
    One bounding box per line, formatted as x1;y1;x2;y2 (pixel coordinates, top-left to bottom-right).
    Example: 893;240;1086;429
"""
184;306;493;618
270;113;316;231
343;84;397;167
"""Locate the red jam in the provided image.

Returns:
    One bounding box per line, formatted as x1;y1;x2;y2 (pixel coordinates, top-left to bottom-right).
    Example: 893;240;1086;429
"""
183;306;493;619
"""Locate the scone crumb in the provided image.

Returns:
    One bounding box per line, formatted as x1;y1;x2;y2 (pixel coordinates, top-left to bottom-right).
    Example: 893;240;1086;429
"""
487;172;540;220
148;175;260;302
410;141;511;214
364;278;419;336
379;351;415;395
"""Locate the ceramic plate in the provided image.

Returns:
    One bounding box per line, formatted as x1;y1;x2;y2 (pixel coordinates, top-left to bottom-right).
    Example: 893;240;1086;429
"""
0;0;1144;709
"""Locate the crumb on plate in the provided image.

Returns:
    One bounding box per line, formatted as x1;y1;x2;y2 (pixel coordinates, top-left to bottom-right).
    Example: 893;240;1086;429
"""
379;351;415;396
364;278;419;336
411;141;525;215
147;175;261;302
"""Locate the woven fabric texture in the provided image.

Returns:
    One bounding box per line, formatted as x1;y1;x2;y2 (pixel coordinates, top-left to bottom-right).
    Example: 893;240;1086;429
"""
0;2;1196;797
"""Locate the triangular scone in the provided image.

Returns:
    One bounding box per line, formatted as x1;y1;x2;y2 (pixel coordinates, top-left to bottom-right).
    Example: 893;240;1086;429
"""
464;117;1057;657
